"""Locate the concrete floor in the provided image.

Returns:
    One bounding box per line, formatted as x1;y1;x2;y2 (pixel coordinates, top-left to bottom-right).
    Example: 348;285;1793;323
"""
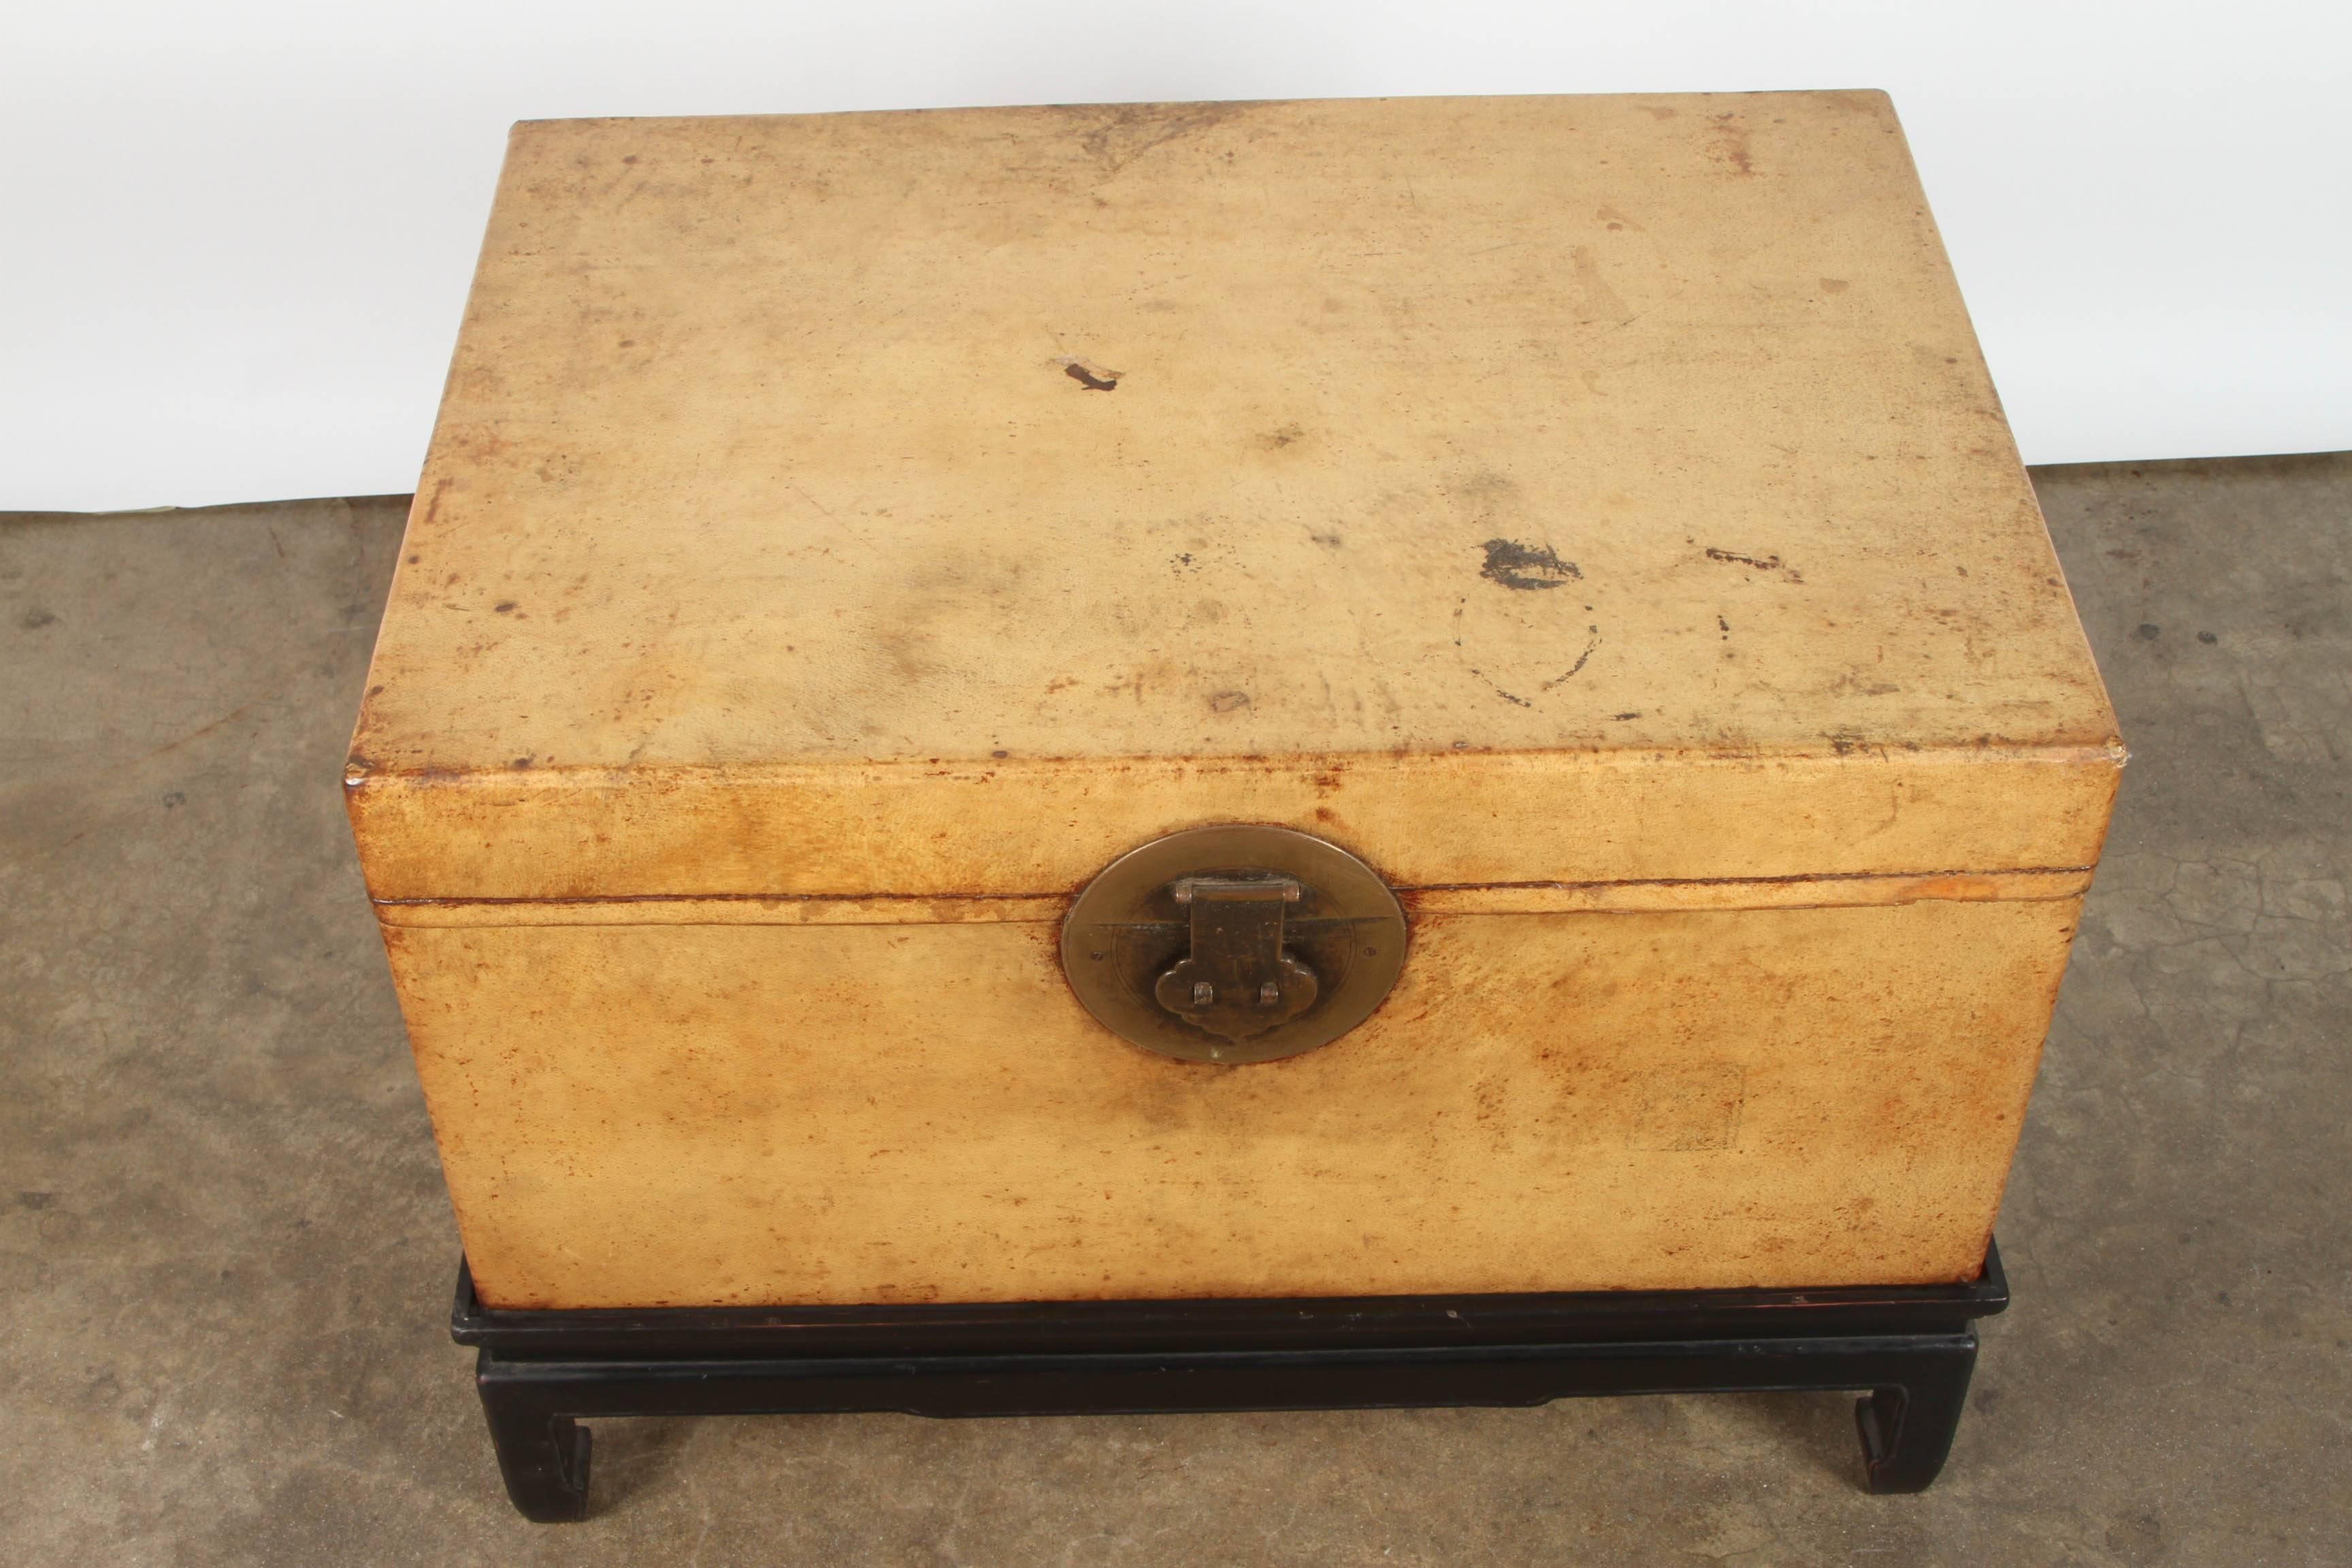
2;455;2347;1565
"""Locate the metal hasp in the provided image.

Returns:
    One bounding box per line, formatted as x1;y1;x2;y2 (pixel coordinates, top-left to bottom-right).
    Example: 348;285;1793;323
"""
1155;877;1318;1040
454;1242;2012;1521
1060;825;1409;1063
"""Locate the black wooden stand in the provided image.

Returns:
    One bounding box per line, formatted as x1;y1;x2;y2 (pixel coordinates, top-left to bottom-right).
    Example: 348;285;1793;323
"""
453;1242;2008;1521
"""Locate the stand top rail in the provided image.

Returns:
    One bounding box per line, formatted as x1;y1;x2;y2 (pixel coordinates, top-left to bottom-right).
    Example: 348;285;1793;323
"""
453;1244;2007;1360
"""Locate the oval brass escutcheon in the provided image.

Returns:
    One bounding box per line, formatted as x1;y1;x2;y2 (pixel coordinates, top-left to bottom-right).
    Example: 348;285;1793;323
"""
1060;825;1407;1064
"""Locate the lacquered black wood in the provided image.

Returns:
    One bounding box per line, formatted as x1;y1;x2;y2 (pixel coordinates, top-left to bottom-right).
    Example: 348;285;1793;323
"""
457;1243;2008;1521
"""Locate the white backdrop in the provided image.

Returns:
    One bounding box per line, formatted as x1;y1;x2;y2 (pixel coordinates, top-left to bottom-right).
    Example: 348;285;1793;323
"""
3;0;2347;511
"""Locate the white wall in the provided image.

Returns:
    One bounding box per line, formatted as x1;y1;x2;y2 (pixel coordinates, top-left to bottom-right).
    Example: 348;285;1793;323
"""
3;0;2346;511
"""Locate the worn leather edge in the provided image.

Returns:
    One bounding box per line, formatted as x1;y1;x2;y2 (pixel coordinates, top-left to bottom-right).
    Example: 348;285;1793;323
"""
347;742;2123;908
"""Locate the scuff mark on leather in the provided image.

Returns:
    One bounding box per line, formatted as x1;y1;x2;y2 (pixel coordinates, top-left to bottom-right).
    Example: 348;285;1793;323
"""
1469;674;1533;708
1060;358;1122;391
1066;101;1250;176
1480;538;1580;590
1541;633;1603;689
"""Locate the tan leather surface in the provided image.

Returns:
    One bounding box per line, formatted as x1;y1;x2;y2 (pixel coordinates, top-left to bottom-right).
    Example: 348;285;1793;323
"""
346;93;2118;900
389;897;2078;1307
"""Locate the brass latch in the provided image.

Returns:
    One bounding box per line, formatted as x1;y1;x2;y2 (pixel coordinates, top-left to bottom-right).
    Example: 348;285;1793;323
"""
1154;877;1320;1041
1061;825;1407;1064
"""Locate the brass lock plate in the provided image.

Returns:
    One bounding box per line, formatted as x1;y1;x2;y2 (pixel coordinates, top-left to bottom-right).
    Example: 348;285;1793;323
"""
1060;825;1407;1064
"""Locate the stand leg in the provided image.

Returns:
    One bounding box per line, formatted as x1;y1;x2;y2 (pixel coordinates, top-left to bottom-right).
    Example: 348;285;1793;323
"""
477;1353;593;1522
1852;1334;1978;1494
